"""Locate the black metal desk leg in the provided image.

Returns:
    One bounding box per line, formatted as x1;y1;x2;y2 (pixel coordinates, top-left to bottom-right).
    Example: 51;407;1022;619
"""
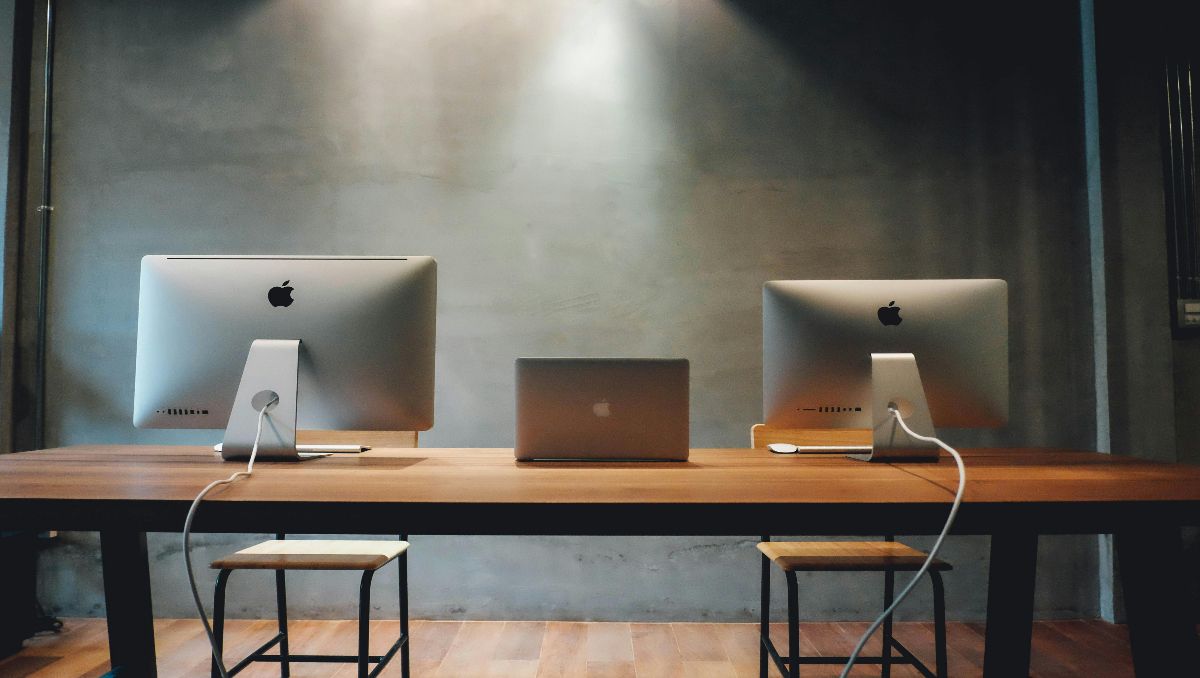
759;536;770;678
100;529;158;677
982;532;1037;678
1116;527;1200;677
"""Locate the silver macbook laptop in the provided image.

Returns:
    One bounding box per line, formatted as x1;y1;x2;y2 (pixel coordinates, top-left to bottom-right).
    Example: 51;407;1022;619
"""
515;358;690;461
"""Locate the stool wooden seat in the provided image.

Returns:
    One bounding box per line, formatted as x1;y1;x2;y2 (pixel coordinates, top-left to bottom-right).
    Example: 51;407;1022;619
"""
757;540;952;572
752;425;948;678
212;540;409;571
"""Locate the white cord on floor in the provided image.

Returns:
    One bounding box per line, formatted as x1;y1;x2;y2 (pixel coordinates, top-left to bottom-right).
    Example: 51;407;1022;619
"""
839;407;966;678
183;399;274;678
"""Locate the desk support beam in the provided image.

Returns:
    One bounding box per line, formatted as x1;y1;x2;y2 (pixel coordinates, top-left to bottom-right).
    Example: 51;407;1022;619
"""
982;532;1037;677
100;529;157;677
1116;527;1200;676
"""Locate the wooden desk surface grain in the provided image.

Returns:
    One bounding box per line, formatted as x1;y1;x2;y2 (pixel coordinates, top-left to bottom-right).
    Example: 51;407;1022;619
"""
1;446;1198;535
900;448;1200;503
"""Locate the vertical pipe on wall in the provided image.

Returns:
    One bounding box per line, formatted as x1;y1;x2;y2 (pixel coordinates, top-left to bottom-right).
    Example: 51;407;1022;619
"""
1182;61;1197;297
30;0;49;448
1079;0;1116;621
1081;0;1110;452
1164;62;1184;300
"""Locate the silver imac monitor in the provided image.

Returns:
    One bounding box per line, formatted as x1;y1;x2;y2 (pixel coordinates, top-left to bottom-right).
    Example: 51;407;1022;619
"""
134;255;436;459
763;279;1007;460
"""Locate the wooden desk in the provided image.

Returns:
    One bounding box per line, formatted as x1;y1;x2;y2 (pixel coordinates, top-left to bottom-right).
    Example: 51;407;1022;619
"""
1;446;1198;676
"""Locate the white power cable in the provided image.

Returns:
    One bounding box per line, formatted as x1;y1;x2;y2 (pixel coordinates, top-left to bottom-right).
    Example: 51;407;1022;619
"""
183;398;275;678
839;407;966;678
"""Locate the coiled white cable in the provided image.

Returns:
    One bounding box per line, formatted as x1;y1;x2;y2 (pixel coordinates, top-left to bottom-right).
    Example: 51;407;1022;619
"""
840;407;966;678
183;398;275;678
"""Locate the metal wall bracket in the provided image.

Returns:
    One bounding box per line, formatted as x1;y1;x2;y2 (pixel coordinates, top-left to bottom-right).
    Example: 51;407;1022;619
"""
221;339;300;460
849;352;940;462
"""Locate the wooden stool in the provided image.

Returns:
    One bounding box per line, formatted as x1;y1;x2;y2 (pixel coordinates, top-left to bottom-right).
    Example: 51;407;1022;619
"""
758;538;949;678
210;536;410;678
751;425;951;678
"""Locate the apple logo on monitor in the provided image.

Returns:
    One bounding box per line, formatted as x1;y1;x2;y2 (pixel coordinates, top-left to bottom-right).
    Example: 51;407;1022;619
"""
878;300;902;326
592;400;612;417
268;280;295;308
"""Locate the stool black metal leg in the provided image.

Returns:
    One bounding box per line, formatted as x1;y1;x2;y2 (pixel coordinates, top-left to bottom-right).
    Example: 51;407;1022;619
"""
882;568;895;678
359;569;375;678
275;569;290;677
212;569;231;678
785;570;799;678
930;571;947;678
760;536;770;678
399;549;410;678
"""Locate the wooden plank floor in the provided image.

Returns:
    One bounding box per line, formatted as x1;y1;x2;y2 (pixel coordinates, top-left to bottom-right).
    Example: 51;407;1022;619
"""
0;618;1135;677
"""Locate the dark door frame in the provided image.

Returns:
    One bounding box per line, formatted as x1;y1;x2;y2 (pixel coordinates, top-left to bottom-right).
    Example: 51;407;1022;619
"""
1;0;49;456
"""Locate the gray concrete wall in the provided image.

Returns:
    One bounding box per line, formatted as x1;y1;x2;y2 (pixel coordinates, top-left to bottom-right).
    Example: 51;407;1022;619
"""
36;0;1100;621
1095;0;1176;465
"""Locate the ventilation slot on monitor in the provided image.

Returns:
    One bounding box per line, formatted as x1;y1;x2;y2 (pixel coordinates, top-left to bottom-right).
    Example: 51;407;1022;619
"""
156;408;210;416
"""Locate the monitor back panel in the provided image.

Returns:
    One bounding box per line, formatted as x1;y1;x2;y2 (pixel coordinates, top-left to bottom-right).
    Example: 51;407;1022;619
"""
134;255;436;431
763;279;1008;429
515;358;690;461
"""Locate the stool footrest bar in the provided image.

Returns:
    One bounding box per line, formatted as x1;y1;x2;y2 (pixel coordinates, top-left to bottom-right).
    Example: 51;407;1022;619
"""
760;634;935;676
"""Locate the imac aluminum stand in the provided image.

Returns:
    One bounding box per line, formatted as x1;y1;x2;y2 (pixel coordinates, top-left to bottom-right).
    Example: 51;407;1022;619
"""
221;339;301;460
847;352;941;463
218;339;368;460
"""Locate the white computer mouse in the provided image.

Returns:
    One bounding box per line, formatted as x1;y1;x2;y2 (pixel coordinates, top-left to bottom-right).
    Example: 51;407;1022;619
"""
767;443;798;454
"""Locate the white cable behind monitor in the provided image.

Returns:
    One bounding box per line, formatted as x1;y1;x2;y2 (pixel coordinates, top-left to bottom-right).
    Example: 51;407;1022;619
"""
183;397;274;678
840;406;966;678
